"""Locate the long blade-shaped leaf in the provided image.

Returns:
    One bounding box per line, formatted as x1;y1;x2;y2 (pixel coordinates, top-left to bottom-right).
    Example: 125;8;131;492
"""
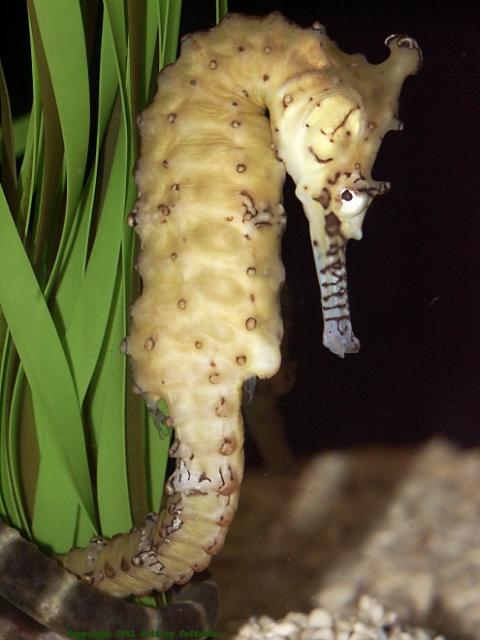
160;0;183;66
0;186;95;546
92;267;131;536
30;0;89;222
216;0;228;23
0;61;18;218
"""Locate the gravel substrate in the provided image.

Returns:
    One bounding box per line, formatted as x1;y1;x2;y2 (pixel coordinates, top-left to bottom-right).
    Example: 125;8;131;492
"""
234;595;444;640
213;439;480;639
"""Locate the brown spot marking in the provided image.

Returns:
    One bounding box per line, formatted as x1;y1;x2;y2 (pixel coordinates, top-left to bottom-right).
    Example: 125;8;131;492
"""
143;337;155;351
283;94;293;107
250;293;255;303
308;146;333;164
331;106;359;138
167;113;176;123
162;160;169;168
325;212;341;236
209;60;217;70
215;397;231;417
170;252;177;261
195;340;203;349
177;299;187;310
104;563;116;579
209;373;220;384
238;45;245;52
232;101;238;106
120;557;130;572
231;120;241;128
205;537;223;555
225;216;234;222
220;437;237;455
158;204;170;216
313;239;318;247
327;171;342;186
241;89;249;98
236;163;246;173
313;188;331;210
246;266;256;276
263;74;270;81
170;183;180;191
264;45;272;53
245;317;257;330
367;121;377;131
218;465;237;497
190;79;197;86
236;355;247;365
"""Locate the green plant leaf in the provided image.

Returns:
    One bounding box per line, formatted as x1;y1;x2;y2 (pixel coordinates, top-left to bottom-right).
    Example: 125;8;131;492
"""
0;186;95;547
216;0;229;23
17;19;42;238
160;0;183;66
0;337;28;531
91;266;131;536
0;61;18;218
145;402;171;512
54;8;120;330
30;0;89;221
0;114;30;159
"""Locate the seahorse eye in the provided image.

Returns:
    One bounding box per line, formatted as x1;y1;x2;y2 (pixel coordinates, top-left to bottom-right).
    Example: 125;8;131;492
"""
339;188;368;217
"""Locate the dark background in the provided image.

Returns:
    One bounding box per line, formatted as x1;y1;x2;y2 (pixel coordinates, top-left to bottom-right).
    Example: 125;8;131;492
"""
1;1;479;454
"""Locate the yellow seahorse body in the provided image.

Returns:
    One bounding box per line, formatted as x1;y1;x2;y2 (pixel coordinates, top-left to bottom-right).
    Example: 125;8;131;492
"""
60;13;421;597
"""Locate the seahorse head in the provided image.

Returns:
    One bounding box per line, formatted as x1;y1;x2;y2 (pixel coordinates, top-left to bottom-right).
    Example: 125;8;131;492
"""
273;33;421;357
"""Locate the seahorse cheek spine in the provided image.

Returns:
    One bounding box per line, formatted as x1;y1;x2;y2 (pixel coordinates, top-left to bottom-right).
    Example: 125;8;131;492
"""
58;13;421;598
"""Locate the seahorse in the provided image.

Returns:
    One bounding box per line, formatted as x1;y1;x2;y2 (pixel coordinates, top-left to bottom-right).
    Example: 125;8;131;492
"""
55;12;421;599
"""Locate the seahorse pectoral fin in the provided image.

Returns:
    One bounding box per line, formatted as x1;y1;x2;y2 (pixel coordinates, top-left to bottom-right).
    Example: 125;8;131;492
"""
313;235;360;358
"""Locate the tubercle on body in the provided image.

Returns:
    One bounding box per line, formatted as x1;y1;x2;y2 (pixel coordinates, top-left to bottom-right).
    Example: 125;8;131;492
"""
58;13;421;598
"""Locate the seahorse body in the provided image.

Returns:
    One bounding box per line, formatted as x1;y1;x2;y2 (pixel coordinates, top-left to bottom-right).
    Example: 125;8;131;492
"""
60;13;421;597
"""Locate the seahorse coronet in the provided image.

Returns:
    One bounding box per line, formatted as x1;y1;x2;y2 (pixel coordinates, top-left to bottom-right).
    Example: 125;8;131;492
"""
58;12;421;597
